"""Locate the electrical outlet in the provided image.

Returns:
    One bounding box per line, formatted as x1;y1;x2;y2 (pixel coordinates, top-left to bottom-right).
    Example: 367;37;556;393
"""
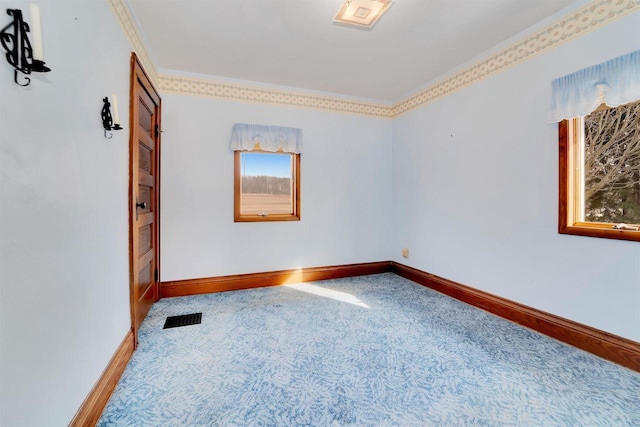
402;248;409;258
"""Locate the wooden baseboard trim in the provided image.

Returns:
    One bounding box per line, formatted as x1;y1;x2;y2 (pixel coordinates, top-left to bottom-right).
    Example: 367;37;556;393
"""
159;260;640;371
69;330;135;426
391;262;640;372
160;261;392;298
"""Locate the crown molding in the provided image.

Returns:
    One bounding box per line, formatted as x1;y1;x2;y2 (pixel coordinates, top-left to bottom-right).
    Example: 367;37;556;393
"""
109;0;640;120
107;0;159;87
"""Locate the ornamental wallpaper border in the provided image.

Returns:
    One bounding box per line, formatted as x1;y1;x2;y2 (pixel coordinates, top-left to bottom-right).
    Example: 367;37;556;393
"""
158;75;394;118
392;0;640;117
110;0;640;119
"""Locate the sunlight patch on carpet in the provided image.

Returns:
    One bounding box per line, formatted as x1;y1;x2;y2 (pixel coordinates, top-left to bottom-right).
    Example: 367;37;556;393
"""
284;282;370;308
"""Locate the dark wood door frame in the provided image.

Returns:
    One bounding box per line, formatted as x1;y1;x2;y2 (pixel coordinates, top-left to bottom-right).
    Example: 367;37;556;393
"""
129;52;161;346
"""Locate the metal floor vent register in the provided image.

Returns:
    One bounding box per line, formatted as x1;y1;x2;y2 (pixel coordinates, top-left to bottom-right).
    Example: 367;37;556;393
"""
163;312;202;329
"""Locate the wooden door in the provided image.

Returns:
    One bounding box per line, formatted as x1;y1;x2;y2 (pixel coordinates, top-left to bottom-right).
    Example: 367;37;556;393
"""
129;53;161;345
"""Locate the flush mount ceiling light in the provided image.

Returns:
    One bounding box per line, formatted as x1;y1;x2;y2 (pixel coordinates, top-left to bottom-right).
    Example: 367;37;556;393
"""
333;0;393;29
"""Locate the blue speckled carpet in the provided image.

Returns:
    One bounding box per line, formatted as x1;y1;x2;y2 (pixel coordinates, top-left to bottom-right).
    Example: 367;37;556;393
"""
98;273;640;426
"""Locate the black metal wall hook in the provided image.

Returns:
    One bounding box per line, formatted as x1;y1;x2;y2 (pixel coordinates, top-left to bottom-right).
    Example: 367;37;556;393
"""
1;9;51;87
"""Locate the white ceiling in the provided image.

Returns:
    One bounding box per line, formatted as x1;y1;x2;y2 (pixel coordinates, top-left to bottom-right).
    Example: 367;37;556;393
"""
128;0;578;103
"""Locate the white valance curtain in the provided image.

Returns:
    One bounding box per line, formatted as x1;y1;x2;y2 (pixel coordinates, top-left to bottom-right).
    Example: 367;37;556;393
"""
549;50;640;123
229;123;303;153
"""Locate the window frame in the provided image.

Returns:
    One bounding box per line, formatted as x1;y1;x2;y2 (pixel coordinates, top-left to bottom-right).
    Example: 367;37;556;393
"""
558;117;640;242
234;149;301;222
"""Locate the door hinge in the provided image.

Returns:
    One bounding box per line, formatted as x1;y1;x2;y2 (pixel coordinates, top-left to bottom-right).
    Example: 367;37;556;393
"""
154;124;159;138
154;268;158;282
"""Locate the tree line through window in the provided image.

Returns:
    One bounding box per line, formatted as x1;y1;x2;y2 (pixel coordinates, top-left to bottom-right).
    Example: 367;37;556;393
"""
234;150;300;221
241;175;291;195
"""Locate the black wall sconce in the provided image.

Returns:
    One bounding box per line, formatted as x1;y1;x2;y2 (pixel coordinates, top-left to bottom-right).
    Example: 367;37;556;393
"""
1;6;51;86
102;95;123;139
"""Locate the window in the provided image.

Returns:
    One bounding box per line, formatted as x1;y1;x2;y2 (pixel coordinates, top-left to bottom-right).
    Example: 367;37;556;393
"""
234;149;300;222
229;122;302;222
559;100;640;241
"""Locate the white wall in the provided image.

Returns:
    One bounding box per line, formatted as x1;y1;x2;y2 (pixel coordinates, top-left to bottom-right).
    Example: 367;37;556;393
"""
161;95;393;280
392;12;640;342
0;1;132;425
1;2;637;425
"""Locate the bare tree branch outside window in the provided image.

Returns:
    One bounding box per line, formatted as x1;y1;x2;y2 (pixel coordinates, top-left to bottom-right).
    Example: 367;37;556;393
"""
583;101;640;224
